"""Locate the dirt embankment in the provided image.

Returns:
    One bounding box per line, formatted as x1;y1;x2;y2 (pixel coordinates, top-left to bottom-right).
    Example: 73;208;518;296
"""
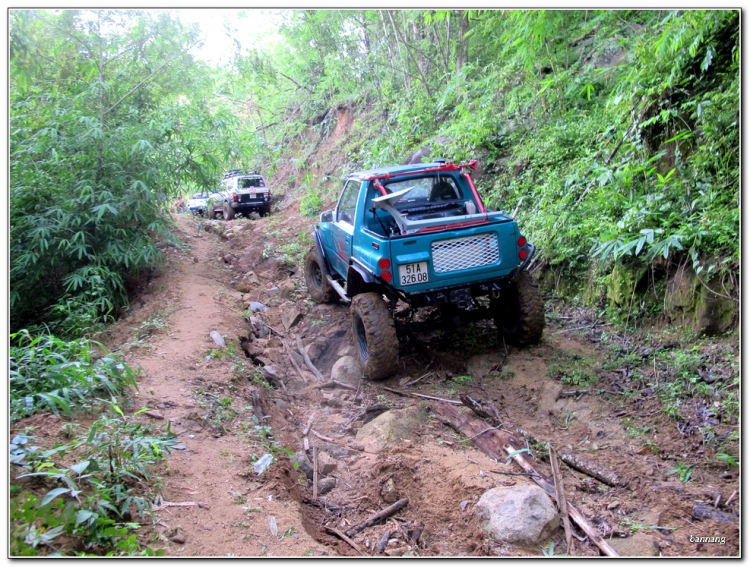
64;205;735;557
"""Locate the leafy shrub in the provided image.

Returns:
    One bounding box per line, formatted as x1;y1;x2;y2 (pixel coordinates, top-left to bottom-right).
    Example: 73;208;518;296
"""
9;330;137;422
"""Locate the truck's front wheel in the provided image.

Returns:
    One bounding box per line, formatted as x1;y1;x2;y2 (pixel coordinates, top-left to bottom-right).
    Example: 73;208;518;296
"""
304;248;338;304
351;292;398;380
492;271;545;346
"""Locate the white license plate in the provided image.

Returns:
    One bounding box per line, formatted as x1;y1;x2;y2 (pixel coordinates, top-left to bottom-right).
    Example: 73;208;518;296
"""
398;262;429;286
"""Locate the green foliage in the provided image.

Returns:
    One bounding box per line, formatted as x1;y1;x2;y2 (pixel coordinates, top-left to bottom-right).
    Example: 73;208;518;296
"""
9;330;137;422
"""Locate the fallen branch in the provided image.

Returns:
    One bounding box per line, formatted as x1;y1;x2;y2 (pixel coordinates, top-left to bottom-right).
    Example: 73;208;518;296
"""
345;498;409;537
152;501;204;512
323;525;366;555
317;380;357;391
311;429;336;443
296;336;324;380
404;372;433;387
303;411;317;436
550;448;574;556
312;447;319;501
559;451;623;487
504;446;618;557
283;340;308;383
265;322;286;338
380;386;461;405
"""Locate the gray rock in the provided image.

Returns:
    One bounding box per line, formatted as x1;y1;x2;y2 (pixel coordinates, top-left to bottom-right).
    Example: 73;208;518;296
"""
292;450;314;479
282;308;303;330
243;271;260;285
249;317;270;339
476;484;559;546
209;331;226;348
144;410;165;420
250;302;267;313
273;399;291;410
317;477;336;495
262;364;281;380
331;356;362;386
355;405;428;454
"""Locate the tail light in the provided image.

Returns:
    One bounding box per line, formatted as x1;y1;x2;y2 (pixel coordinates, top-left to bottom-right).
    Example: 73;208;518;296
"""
519;248;528;260
380;271;392;283
233;194;238;202
378;258;391;270
518;236;527;247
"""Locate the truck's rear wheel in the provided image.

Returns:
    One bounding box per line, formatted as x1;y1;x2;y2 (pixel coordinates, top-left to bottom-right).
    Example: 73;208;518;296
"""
205;206;215;220
304;248;337;304
223;203;235;220
492;271;545;346
351;292;398;380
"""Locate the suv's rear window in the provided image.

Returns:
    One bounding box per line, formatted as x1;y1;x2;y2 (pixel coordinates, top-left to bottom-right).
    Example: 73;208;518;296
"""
384;176;462;210
239;178;265;188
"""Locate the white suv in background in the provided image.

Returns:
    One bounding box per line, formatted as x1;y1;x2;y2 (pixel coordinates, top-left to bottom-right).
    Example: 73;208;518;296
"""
206;170;272;220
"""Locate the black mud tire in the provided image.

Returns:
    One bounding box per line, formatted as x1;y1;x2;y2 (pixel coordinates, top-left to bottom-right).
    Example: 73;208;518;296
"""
492;271;545;346
261;205;272;217
351;292;399;381
304;248;337;304
206;205;217;220
223;203;235;221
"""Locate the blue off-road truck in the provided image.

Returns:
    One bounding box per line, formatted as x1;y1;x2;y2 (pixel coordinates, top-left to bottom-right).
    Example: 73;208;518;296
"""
304;159;544;380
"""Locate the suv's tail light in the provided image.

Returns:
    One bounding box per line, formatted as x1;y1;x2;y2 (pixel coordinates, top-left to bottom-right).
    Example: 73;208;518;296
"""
518;236;527;247
233;194;238;202
380;271;392;283
378;258;391;270
519;248;528;260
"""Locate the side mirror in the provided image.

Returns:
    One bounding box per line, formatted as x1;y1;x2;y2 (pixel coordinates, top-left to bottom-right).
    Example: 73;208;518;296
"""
320;210;333;223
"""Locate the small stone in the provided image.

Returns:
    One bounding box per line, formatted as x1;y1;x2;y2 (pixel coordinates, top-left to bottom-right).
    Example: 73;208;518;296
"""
144;410;164;420
237;282;252;293
282;308;303;330
249;317;270;339
460;500;470;512
250;302;267;313
317;477;336;495
262;364;281;379
243;272;260;285
380;477;399;504
278;279;296;299
171;444;187;450
317;452;337;475
193;257;199;263
607;501;620;510
292;450;314;479
209;331;226;347
170;533;187;544
476;484;559;545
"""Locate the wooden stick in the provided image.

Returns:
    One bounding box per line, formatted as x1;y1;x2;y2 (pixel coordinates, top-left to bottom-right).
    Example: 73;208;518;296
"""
317;380;357;391
550;448;574;556
296;336;323;380
726;490;738;506
312;447;319;501
404;372;433;387
380;386;461;405
311;429;336;443
345;498;409;537
322;526;366;555
303;411;317;436
303;437;309;451
504;446;617;557
283;340;307;383
152;501;204;511
265;322;285;338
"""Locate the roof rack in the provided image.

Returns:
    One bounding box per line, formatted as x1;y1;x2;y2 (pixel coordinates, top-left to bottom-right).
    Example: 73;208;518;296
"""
223;169;261;180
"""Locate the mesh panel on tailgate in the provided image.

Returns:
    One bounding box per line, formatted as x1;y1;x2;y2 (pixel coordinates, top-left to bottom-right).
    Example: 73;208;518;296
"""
431;233;500;273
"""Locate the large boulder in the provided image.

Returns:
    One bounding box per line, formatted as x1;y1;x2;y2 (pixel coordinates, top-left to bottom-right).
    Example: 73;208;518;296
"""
476;484;559;546
355;406;428;454
330;356;362;386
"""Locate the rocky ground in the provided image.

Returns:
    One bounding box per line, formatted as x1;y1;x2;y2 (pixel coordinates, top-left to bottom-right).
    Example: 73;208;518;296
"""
16;206;738;557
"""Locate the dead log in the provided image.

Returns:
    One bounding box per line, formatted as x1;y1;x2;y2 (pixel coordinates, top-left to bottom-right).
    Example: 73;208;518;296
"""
559;451;623;487
322;526;366;555
296;336;324;380
317;380;357;391
460;394;499;423
310;429;335;443
376;529;394;553
345;498;409;537
692;502;738;524
303;411;317;436
431;402;539;468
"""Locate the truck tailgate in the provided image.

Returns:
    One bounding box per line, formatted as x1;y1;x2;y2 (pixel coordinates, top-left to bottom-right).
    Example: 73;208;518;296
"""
389;220;519;292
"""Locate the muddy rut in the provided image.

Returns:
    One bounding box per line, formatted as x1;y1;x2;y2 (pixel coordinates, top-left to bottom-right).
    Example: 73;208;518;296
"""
106;212;738;557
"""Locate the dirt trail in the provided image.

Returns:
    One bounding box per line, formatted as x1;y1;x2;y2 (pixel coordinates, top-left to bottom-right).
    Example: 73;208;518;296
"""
112;216;329;556
105;210;738;557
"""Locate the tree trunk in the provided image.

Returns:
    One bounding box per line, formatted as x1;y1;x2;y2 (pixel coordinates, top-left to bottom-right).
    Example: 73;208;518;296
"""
455;10;469;77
